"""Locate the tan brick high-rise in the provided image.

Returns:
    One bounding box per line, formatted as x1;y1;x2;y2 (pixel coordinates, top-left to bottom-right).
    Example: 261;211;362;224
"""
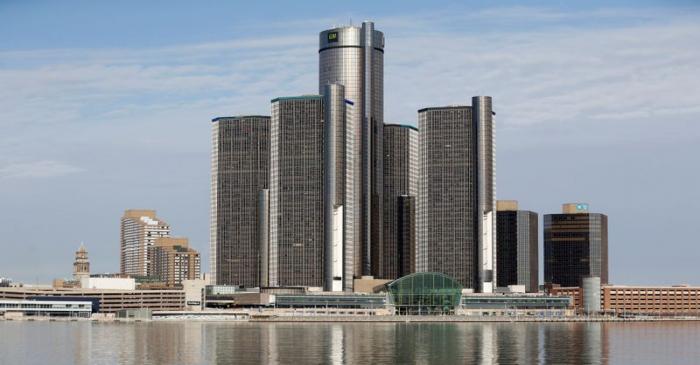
120;209;170;276
149;237;201;287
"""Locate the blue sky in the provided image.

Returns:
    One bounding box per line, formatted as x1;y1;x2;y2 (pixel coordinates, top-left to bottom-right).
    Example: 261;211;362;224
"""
1;0;699;284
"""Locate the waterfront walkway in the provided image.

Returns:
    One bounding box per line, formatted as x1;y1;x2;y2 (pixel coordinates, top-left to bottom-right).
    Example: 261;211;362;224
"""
250;315;700;323
3;314;700;323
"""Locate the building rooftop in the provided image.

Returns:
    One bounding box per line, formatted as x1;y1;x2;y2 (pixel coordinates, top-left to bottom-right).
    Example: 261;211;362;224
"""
154;237;189;248
122;209;156;219
605;284;700;289
496;200;519;211
384;123;418;131
211;115;270;122
418;105;470;113
270;95;322;103
562;203;590;214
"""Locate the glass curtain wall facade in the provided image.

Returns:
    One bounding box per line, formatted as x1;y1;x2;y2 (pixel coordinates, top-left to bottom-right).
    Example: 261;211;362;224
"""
544;206;608;287
496;203;539;292
322;85;356;291
210;116;270;287
270;96;325;287
497;211;518;288
319;22;384;279
417;106;478;289
397;195;416;277
473;96;496;293
386;272;463;315
380;124;418;279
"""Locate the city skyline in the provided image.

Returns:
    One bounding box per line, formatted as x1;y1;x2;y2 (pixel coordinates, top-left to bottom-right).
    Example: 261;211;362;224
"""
2;1;700;284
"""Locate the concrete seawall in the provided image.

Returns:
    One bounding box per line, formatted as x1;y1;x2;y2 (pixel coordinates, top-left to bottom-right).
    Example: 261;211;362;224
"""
4;314;700;323
250;315;700;323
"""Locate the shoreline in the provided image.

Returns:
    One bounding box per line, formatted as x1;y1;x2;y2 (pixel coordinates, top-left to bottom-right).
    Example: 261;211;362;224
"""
4;315;700;323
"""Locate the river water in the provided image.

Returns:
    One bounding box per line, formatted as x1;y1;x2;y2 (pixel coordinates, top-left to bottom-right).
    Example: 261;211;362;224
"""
1;321;699;364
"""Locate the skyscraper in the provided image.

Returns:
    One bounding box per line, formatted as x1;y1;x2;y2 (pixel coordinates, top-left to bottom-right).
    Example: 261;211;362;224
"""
319;21;384;278
379;124;418;279
323;84;356;291
269;95;325;287
474;96;497;293
496;200;538;292
416;97;496;291
210;116;270;286
544;203;609;287
396;196;416;278
120;209;170;277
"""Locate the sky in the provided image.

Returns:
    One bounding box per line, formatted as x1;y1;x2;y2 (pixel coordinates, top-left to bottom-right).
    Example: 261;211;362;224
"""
1;0;699;285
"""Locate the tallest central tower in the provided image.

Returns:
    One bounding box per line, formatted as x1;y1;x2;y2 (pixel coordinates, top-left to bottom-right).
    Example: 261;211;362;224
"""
319;21;384;281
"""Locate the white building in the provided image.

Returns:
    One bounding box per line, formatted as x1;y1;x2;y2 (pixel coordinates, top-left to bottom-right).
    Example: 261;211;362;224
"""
0;299;93;317
183;279;206;311
80;277;136;290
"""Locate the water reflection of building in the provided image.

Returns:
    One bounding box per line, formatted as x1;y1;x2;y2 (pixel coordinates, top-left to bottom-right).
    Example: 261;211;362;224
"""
494;323;539;364
541;323;609;365
204;321;610;364
75;317;612;364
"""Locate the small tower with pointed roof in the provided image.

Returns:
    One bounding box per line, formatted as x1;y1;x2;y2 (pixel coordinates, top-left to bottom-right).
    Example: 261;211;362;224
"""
73;243;90;280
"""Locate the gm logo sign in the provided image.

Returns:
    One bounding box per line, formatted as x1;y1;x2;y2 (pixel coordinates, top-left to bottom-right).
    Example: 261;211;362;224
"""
328;32;338;43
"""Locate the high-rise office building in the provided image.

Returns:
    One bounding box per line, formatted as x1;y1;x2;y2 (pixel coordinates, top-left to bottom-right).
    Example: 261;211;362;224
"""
319;21;384;278
73;243;90;281
269;95;325;287
323;84;356;291
396;195;416;277
149;237;201;287
416;97;496;291
120;209;170;277
210;116;270;286
379;124;418;279
474;96;497;293
544;203;608;287
496;200;538;292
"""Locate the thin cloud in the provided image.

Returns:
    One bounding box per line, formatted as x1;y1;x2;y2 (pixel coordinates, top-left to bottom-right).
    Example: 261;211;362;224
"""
0;6;698;152
0;161;85;179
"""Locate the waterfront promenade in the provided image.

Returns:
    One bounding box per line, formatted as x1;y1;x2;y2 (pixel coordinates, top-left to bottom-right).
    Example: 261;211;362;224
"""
4;313;699;323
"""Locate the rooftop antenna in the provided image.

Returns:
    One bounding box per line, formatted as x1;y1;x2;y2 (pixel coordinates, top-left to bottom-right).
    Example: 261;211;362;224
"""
349;17;353;26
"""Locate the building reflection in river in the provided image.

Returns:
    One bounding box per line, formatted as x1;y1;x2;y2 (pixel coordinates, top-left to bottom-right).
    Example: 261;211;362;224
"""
8;320;700;364
207;322;607;364
68;321;608;364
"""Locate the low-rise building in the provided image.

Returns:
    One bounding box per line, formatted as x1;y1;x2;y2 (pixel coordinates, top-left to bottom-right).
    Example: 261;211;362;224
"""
353;277;393;293
0;287;184;313
116;308;152;320
459;294;572;316
52;278;81;289
0;299;93;318
183;279;206;311
275;294;387;310
548;286;582;310
603;285;700;316
550;284;700;316
80;277;136;290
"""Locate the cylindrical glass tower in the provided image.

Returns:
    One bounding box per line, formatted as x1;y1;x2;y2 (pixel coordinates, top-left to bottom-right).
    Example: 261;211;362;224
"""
319;21;384;281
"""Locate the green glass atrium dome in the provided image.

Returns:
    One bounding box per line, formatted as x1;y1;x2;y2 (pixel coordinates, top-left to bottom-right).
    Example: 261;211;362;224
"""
385;272;463;315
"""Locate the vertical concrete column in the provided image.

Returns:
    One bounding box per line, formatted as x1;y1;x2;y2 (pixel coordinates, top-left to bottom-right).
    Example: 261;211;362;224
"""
324;84;345;291
258;189;270;287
